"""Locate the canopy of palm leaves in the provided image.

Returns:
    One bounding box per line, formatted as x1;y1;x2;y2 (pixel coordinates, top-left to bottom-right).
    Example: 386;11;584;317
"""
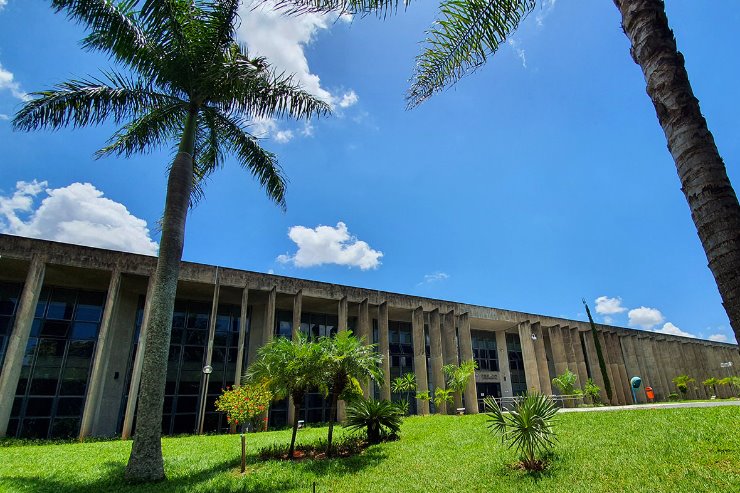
319;330;384;396
14;0;330;206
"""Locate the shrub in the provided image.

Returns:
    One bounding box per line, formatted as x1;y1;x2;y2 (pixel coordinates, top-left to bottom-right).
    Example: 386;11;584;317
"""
703;377;719;397
345;398;404;445
433;387;454;411
484;391;558;471
551;369;581;396
672;375;695;398
214;382;272;432
391;372;416;414
668;392;680;402
583;378;601;404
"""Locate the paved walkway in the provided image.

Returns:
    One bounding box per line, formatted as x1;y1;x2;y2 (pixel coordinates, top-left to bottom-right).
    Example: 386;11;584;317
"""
559;399;740;413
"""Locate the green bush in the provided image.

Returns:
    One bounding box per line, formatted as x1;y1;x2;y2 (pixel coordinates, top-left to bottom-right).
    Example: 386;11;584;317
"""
345;398;404;444
583;378;601;404
484;391;558;471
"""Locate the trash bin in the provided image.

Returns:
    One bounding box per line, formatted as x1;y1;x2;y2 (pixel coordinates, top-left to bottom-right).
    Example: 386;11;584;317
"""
645;386;654;402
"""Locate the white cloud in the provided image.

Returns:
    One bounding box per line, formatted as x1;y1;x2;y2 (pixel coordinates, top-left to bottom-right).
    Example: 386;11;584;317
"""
0;1;7;11
274;129;294;143
0;114;8;120
418;272;450;286
338;90;359;108
277;221;383;270
0;62;30;101
235;2;359;141
536;0;557;27
595;296;627;315
507;38;527;68
0;180;158;255
708;333;728;343
628;306;664;330
654;322;696;339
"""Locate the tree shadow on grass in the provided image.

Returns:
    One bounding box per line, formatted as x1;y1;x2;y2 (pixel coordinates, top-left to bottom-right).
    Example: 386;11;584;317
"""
0;457;295;493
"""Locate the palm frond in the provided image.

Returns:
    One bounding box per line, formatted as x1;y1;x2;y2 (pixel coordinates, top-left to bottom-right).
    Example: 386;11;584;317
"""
207;44;330;120
270;0;408;18
12;72;180;131
407;0;536;108
202;0;242;54
204;107;287;210
95;102;187;158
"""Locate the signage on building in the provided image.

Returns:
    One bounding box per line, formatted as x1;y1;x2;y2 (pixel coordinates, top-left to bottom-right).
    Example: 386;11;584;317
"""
475;371;501;383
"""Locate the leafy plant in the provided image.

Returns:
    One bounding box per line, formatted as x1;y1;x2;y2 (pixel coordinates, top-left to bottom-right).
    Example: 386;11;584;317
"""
345;398;404;445
214;382;272;433
672;375;695;398
583;378;601;405
668;392;680;402
443;359;477;412
484;391;558;471
583;300;613;402
318;331;383;455
433;387;454;411
246;334;324;458
551;369;581;396
391;372;416;414
703;377;720;397
415;390;430;402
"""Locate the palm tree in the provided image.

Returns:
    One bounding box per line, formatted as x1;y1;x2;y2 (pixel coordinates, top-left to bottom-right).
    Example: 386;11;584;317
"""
289;0;740;348
443;359;477;413
318;331;383;455
246;334;325;458
703;377;719;397
13;0;329;481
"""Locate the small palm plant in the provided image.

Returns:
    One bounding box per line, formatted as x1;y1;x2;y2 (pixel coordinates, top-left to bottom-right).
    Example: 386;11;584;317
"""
391;372;416;414
583;378;601;405
443;359;477;413
672;375;695;399
703;377;720;397
433;387;454;413
484;392;558;471
345;398;403;445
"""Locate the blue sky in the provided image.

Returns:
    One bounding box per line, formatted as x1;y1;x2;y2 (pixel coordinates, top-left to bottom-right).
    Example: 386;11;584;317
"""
0;1;738;344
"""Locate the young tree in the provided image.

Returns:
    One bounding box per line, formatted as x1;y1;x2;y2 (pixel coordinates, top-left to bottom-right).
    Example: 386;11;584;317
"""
391;372;416;414
246;334;325;459
318;331;383;455
672;375;695;399
13;1;328;481
289;0;740;348
703;377;719;397
443;359;477;413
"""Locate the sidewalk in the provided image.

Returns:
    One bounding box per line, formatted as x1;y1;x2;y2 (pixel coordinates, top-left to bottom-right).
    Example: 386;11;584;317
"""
559;399;740;413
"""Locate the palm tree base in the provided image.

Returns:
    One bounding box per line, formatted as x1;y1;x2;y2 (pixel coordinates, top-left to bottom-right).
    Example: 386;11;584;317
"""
125;436;165;482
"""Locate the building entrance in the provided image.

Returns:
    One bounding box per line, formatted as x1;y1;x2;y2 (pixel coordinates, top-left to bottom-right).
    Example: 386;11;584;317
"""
476;382;501;412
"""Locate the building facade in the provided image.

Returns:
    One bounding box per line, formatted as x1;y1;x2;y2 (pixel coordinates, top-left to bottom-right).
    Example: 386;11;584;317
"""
0;234;738;439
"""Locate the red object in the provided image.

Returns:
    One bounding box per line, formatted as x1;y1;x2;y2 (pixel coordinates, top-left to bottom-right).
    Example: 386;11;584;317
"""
645;387;655;401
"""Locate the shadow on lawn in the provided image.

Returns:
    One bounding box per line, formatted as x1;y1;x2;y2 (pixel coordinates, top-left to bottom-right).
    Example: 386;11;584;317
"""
1;446;387;493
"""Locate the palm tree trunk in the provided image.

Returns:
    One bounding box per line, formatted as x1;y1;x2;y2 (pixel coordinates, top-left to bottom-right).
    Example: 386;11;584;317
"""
289;400;301;458
326;389;339;456
125;109;197;482
614;0;740;349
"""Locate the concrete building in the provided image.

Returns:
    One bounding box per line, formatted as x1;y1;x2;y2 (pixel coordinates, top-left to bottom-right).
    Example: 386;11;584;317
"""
0;234;737;439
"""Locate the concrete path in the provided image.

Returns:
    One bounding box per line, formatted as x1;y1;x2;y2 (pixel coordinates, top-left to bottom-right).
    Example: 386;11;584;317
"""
559;399;740;413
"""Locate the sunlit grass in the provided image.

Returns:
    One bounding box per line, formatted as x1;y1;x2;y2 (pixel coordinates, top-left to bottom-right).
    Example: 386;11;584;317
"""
0;406;738;492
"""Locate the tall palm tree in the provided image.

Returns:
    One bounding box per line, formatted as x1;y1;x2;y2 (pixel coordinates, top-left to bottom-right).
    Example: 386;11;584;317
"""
13;0;329;481
318;330;383;454
289;0;740;349
246;334;325;458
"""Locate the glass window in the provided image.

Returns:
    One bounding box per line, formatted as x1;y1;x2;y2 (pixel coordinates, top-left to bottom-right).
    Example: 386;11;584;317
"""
46;289;77;320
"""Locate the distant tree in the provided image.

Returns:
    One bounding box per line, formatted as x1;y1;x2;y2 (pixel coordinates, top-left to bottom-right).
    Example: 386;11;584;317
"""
443;360;477;412
15;0;329;481
246;335;324;458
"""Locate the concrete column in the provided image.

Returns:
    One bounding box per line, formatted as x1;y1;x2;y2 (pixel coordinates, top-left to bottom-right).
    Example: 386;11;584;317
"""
0;255;45;437
198;272;221;434
518;321;541;392
607;332;628;405
378;303;391;400
428;309;444;405
571;328;589;392
531;322;552;395
650;337;671;400
411;307;429;415
494;330;513;398
121;276;155;440
561;326;578;376
614;334;632;403
638;335;661;400
336;296;349;421
457;313;478;414
627;335;648;403
619;334;640;403
597;331;620;405
357;299;370;344
442;311;460;412
291;290;302;340
547;325;568;384
263;287;276;344
233;287;249;386
338;297;348;333
582;329;608;404
689;343;708;398
79;268;122;439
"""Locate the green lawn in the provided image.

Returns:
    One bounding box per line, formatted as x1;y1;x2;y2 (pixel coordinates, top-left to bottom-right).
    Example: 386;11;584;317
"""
1;406;738;492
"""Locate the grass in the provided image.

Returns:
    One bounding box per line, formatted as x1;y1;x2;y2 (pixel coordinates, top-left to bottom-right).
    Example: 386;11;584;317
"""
0;406;738;492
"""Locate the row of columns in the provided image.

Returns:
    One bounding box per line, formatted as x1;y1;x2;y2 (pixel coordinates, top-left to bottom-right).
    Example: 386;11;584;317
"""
2;257;739;439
